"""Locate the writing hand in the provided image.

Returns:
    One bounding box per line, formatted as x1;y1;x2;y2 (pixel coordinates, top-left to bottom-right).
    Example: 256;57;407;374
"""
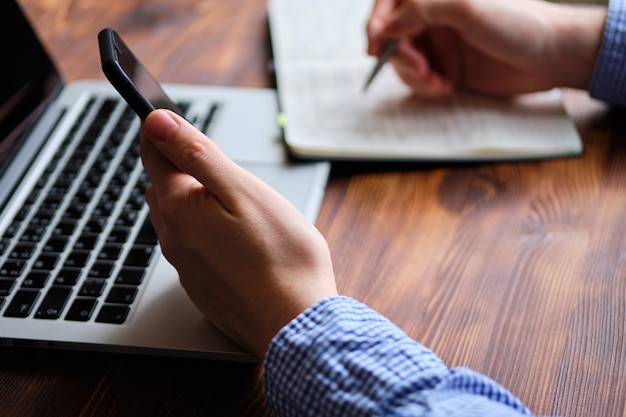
366;0;605;98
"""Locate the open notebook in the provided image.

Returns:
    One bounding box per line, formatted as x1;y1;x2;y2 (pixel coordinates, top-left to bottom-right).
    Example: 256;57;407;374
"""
268;0;583;161
0;0;329;361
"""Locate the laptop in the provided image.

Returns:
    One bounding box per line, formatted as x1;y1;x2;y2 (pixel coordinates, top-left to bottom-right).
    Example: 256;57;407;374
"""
0;1;330;361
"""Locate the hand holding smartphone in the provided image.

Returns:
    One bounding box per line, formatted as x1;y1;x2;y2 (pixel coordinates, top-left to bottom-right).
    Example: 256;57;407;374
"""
98;28;183;120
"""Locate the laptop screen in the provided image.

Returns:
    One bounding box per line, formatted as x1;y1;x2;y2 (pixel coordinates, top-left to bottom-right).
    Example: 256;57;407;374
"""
0;1;62;171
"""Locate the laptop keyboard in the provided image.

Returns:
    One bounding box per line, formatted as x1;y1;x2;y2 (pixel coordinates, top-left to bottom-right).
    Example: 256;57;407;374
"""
0;97;193;324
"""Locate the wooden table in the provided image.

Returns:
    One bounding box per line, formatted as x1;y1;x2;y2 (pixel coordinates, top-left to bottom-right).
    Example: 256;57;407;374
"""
5;0;625;416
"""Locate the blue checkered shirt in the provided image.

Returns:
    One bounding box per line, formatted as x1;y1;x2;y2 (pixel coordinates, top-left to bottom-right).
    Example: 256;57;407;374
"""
264;297;534;417
590;0;626;106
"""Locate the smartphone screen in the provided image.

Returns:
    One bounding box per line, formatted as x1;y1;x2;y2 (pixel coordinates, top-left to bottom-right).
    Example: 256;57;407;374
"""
98;28;182;120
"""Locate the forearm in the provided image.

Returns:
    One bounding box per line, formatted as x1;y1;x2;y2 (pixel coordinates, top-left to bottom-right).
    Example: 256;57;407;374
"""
264;297;533;417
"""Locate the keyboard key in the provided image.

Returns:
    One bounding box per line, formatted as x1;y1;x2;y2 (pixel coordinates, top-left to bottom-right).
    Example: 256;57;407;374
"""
22;272;51;289
0;279;16;296
87;261;115;279
96;244;123;261
0;260;26;278
106;227;130;244
20;225;47;242
92;159;111;176
40;195;63;211
33;253;60;271
54;268;81;286
31;208;55;225
115;210;139;228
65;298;97;322
35;286;72;319
9;243;36;259
96;304;130;324
53;220;78;237
78;279;106;297
55;171;77;185
61;159;82;176
13;206;32;222
134;218;158;245
111;169;131;186
42;236;69;253
25;189;41;205
122;151;140;172
4;289;40;317
115;267;145;285
63;250;90;268
105;286;137;304
3;221;22;238
83;217;107;234
125;195;145;211
123;246;155;267
61;202;88;220
92;200;115;217
102;144;120;161
73;234;98;250
0;238;10;256
51;177;71;192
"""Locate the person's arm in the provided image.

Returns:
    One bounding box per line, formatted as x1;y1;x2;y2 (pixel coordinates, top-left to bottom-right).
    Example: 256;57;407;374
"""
140;111;535;416
589;0;626;106
265;296;534;417
366;0;606;98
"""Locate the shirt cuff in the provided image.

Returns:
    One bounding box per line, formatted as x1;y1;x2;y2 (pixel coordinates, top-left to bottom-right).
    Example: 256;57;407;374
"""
589;0;626;106
263;296;446;416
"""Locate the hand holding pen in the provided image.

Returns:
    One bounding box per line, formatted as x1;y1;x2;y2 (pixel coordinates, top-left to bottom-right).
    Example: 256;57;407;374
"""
364;0;456;98
363;0;602;99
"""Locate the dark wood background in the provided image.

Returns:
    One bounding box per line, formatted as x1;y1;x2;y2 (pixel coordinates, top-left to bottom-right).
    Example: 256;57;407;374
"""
4;0;625;416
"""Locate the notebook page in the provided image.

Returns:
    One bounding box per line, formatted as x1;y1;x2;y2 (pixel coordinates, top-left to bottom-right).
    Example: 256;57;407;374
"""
269;0;583;160
269;0;370;63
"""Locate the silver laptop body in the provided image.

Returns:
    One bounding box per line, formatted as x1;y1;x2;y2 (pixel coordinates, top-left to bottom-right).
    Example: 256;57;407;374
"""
0;1;329;361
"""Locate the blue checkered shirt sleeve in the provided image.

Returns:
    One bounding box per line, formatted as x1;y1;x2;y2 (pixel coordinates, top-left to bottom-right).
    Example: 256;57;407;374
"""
264;296;534;417
589;0;626;106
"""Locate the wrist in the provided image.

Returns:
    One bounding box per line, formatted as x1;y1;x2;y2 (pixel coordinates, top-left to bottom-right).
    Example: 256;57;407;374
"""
551;5;607;90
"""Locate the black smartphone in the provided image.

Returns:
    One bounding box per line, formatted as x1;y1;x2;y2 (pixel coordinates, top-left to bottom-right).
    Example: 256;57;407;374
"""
98;28;183;120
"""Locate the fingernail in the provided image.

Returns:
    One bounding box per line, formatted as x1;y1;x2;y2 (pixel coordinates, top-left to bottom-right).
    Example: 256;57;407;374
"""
144;110;180;142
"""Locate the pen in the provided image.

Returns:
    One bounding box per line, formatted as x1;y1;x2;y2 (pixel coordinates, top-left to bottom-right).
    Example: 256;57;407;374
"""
362;39;400;92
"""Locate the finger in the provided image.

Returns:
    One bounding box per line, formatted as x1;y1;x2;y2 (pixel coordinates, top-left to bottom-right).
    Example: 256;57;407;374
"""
394;40;429;78
384;2;426;37
391;44;454;97
369;0;431;46
370;0;397;20
144;183;165;237
393;61;455;97
367;0;397;55
382;0;474;40
141;110;244;204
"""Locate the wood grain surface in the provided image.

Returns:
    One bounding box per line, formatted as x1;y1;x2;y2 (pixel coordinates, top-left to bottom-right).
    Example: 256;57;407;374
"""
4;0;625;416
